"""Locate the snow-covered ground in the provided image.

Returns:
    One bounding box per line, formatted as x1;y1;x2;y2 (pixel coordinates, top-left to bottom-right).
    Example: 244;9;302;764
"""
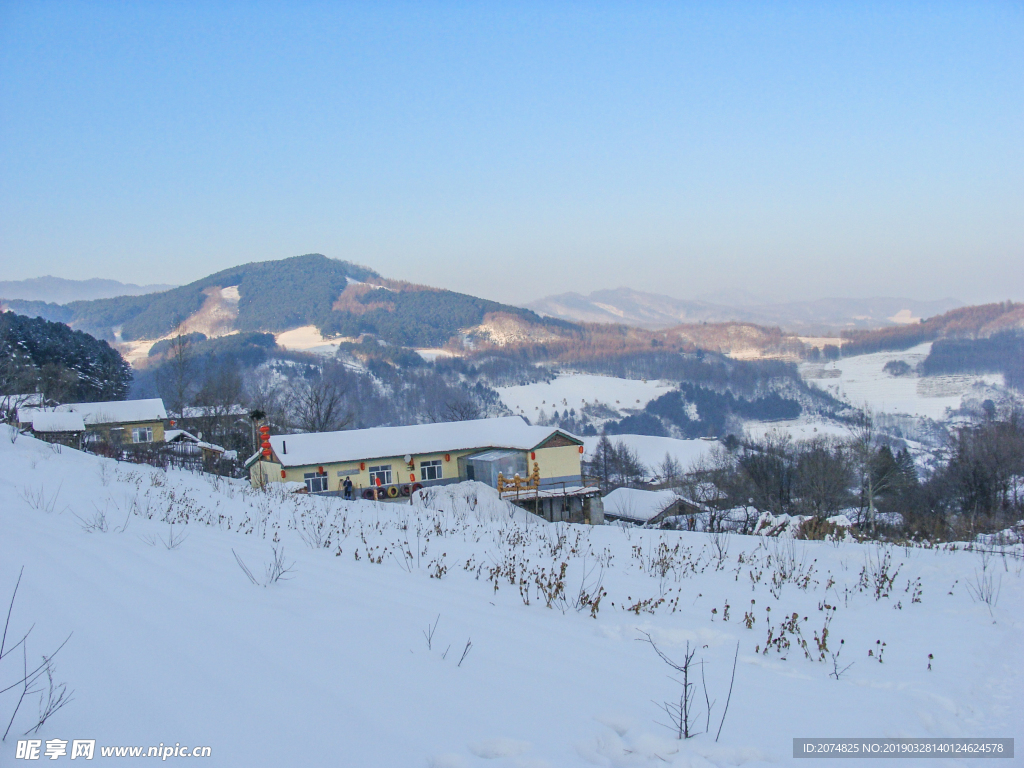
1;430;1020;767
496;374;674;421
801;344;1004;421
274;325;350;356
583;434;716;474
743;419;854;443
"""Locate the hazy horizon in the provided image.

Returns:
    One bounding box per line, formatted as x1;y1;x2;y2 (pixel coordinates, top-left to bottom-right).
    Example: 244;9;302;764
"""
0;264;975;310
2;4;1021;306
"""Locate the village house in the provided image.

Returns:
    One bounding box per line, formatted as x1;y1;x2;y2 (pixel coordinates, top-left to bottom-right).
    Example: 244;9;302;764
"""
19;398;169;446
245;416;603;523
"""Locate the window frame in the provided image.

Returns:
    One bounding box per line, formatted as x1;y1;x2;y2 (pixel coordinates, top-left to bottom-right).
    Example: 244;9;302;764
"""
132;426;153;443
420;459;443;481
368;464;393;486
303;472;329;494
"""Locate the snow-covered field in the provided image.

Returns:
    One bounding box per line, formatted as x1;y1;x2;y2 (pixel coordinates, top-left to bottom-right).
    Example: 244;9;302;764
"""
583;434;715;474
1;431;1021;767
497;375;674;421
274;325;349;356
743;420;854;443
801;344;1003;421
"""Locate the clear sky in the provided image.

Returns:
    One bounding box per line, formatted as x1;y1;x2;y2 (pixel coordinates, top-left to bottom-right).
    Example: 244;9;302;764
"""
1;2;1021;306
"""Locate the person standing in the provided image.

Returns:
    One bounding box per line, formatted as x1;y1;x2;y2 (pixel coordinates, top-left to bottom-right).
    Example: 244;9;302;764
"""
342;476;353;500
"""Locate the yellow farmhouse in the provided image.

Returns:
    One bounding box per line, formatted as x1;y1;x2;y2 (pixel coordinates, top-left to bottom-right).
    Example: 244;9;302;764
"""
245;415;586;499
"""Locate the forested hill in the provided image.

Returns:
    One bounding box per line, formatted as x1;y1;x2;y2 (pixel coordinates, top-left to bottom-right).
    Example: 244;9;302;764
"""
839;301;1024;356
1;254;559;348
3;254;380;342
0;312;132;401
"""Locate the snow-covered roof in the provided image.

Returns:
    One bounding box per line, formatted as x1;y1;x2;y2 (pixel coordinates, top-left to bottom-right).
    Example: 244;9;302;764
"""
267;416;581;468
181;405;249;418
56;398;167;425
603;488;680;522
21;409;86;433
165;429;225;453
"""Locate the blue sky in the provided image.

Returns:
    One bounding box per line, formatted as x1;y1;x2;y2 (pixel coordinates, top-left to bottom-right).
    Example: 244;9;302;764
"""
1;2;1021;305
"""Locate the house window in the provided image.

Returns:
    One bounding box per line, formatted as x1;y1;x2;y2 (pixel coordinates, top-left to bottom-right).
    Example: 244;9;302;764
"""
132;427;153;443
303;472;329;494
368;465;392;486
420;459;443;481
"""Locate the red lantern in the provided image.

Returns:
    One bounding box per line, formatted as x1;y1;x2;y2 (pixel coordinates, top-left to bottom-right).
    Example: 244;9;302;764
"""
531;451;536;460
280;470;286;478
360;462;365;471
579;446;584;453
409;473;415;482
444;453;450;461
318;466;324;474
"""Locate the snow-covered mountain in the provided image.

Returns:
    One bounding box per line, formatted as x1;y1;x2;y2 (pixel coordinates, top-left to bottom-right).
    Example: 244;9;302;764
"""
526;288;963;333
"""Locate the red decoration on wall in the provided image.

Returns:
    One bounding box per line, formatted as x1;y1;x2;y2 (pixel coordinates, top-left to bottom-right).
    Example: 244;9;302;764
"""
280;470;286;478
531;451;536;460
579;445;584;453
318;466;324;474
444;453;450;462
360;462;365;471
410;473;415;482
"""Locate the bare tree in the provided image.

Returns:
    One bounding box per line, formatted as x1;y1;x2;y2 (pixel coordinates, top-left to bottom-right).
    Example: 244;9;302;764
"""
794;435;852;519
245;368;288;432
682;448;734;531
851;411;901;532
158;333;197;420
658;452;683;488
442;397;481;422
292;367;352;433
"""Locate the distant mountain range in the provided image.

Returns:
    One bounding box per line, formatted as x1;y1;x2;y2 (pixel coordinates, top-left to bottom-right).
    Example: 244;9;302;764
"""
4;256;1017;381
0;276;176;304
525;287;964;333
0;254;564;348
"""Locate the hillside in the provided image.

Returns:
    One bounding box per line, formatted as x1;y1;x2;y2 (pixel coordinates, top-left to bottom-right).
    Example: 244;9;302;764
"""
0;311;132;402
1;431;1020;766
835;303;1024;390
527;288;963;333
839;301;1024;356
0;276;175;304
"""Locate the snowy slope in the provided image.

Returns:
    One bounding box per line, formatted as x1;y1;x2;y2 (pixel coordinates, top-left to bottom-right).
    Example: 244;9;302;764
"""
496;375;673;421
801;344;1003;421
0;430;1020;767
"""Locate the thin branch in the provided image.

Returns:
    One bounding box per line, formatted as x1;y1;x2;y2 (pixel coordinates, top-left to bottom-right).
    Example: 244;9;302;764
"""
1;566;24;660
715;640;740;742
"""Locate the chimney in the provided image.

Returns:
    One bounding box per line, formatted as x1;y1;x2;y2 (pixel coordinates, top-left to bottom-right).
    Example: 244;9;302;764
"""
283;440;287;454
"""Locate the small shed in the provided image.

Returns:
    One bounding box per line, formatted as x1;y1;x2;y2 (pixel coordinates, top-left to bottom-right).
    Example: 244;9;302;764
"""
22;410;86;449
